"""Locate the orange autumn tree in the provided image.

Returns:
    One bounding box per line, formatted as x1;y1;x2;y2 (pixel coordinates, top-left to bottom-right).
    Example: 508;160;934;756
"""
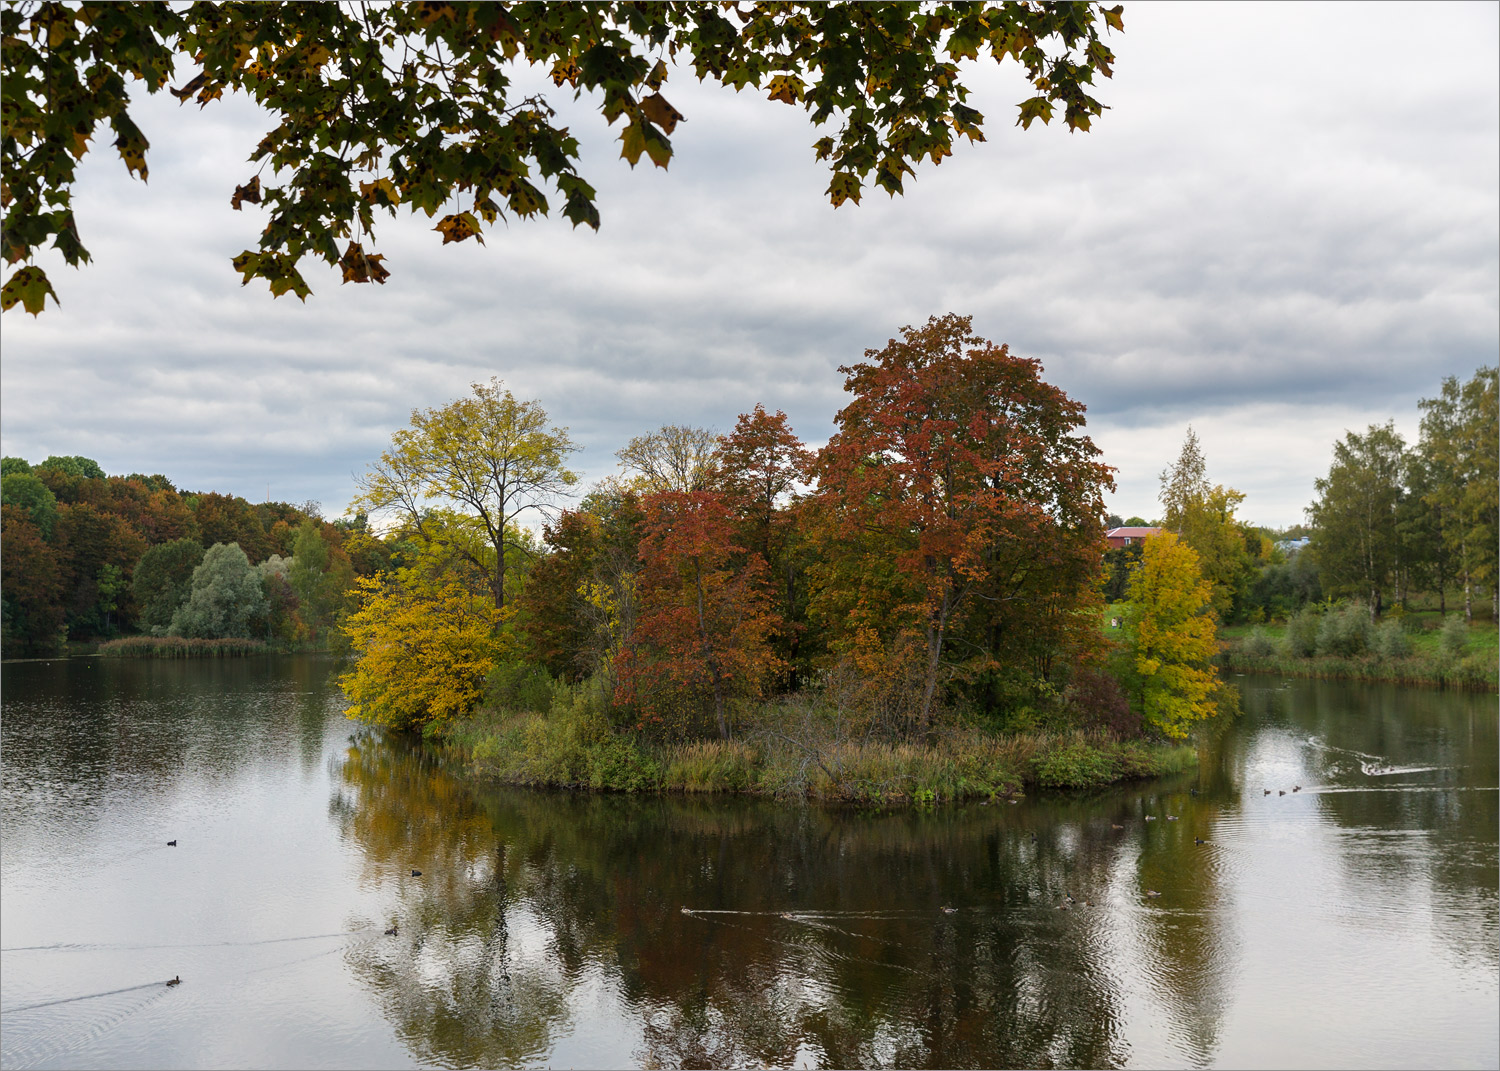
616;492;780;740
809;313;1113;738
716;405;815;678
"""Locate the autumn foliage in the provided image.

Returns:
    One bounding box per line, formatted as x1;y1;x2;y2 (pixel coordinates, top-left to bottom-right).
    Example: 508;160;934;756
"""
807;314;1114;736
1119;532;1227;739
340;575;509;733
615;492;781;740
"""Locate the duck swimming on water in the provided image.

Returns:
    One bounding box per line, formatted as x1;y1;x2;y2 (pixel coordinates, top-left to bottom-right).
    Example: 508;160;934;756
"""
166;840;176;846
166;976;181;987
410;869;422;877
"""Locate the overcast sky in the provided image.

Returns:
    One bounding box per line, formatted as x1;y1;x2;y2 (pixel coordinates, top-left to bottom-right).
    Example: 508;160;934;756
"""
3;1;1496;528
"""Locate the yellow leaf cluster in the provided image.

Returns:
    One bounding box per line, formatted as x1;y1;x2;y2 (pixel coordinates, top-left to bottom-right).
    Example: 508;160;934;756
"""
1123;532;1223;739
339;574;510;732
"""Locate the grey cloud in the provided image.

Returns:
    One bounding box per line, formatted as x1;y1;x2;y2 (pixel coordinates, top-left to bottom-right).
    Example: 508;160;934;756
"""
2;2;1493;530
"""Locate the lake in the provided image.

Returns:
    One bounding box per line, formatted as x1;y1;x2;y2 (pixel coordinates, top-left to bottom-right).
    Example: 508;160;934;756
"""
2;657;1495;1069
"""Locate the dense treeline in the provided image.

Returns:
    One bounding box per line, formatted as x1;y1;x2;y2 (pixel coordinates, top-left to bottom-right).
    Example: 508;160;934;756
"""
1307;366;1498;623
339;316;1232;791
1098;365;1498;633
0;454;389;655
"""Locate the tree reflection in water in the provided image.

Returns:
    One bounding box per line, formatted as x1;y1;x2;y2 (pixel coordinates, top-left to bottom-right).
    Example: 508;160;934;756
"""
327;682;1498;1071
330;731;1231;1069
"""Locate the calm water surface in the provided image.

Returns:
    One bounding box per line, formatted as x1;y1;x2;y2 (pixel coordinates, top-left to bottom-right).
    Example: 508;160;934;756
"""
2;657;1496;1069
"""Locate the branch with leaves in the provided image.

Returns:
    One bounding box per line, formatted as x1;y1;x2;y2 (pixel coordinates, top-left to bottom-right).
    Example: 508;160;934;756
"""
1;1;1124;314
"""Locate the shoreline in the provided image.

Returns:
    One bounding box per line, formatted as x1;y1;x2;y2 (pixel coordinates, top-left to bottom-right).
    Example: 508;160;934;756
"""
438;711;1201;805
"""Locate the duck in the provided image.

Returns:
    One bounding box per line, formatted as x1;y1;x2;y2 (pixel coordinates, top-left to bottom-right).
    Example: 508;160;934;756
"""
165;976;181;987
1145;889;1161;898
384;925;398;936
1165;815;1179;821
679;906;692;914
1064;894;1075;904
1263;789;1272;796
1189;788;1199;797
1293;785;1302;792
1110;823;1124;830
410;869;422;877
1144;814;1157;822
1279;790;1286;796
166;840;177;847
1195;837;1206;845
941;906;957;915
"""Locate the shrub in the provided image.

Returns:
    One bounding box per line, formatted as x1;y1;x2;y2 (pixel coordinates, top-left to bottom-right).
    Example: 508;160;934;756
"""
486;660;558;715
1316;602;1372;657
1283;606;1320;658
1243;627;1277;659
1373;619;1411;659
1062;668;1139;737
1440;614;1470;659
1032;740;1116;788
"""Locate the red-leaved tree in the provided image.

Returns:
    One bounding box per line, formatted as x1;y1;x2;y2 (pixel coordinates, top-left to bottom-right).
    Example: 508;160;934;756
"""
809;313;1114;738
616;492;780;740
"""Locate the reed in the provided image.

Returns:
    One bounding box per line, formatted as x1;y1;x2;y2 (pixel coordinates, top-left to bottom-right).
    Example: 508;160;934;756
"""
96;636;270;659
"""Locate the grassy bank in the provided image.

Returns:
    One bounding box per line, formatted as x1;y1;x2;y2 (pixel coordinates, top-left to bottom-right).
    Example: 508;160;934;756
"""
442;683;1197;804
1219;612;1498;691
97;636;271;658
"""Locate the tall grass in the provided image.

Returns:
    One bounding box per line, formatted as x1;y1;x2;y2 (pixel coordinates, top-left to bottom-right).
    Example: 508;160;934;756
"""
447;672;1200;804
97;636;270;658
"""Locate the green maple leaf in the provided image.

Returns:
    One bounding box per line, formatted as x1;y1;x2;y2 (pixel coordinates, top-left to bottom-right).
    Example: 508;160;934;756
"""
0;266;59;315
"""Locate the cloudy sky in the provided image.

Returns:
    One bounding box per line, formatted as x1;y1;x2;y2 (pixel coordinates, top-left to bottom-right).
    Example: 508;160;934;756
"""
3;1;1496;528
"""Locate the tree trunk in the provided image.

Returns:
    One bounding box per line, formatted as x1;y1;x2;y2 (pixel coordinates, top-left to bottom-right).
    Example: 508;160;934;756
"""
1463;536;1472;623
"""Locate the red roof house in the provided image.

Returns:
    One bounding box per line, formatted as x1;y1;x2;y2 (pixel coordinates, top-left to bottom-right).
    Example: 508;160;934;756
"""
1105;526;1161;549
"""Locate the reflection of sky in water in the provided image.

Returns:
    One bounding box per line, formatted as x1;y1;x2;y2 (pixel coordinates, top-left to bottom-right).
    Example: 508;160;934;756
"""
1;661;1495;1069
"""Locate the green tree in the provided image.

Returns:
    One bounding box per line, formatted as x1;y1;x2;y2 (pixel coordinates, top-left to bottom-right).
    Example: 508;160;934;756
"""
1;471;58;539
1119;532;1226;739
1418;366;1498;622
37;455;105;479
519;482;646;688
132;537;206;633
355;378;578;610
2;2;1123;314
1158;428;1254;619
1307;422;1406;618
169;542;268;638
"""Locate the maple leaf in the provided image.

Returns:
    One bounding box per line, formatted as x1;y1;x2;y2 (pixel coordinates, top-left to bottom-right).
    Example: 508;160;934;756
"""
111;115;150;182
230;176;261;210
0;266;59;316
640;92;685;135
434;212;484;245
765;73;805;106
339;242;390;285
358;178;399;207
828;172;862;208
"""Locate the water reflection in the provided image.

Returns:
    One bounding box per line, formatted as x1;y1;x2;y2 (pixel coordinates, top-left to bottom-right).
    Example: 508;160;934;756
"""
2;660;1494;1069
330;677;1496;1069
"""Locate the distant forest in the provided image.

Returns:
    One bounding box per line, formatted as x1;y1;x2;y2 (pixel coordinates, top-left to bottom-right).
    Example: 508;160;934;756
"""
0;454;390;655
